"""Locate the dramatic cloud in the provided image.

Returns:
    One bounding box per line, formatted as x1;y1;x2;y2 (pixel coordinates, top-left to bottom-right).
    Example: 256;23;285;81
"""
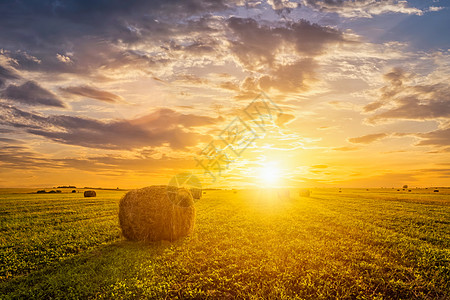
365;68;450;123
0;105;219;150
0;1;229;79
227;17;346;70
348;133;388;144
0;64;19;87
267;0;299;13
61;85;123;103
2;81;65;107
303;0;423;18
259;59;317;93
416;128;450;148
0;146;58;169
0;0;448;188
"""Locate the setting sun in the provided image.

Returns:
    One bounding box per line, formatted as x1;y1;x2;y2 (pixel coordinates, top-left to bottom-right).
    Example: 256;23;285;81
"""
260;163;281;186
0;1;449;299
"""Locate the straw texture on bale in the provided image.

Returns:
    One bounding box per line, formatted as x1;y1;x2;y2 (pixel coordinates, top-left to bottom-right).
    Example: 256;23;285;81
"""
190;188;202;200
84;190;96;197
119;185;195;242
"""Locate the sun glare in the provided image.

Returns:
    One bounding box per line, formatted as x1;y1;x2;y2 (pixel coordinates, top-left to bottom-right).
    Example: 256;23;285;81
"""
260;163;281;186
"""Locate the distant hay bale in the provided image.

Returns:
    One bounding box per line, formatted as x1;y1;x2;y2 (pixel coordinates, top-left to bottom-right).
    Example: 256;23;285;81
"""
434;190;439;192
72;190;77;193
84;190;96;197
299;189;310;197
190;188;202;200
119;185;195;242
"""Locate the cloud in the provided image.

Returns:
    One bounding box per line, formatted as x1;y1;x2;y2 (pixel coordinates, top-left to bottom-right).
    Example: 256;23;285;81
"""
259;59;317;93
332;146;359;151
56;54;72;64
303;0;423;18
0;105;219;150
227;17;346;70
0;65;19;80
311;164;328;168
0;64;20;87
268;0;299;11
0;2;228;79
220;81;240;91
60;85;123;103
0;145;58;169
0;145;193;177
131;108;224;128
428;6;444;12
365;68;450;123
416;128;450;148
348;133;388;144
275;112;296;127
2;81;65;107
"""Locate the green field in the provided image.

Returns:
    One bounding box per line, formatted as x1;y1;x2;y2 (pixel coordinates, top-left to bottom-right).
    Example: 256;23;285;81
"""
1;188;449;299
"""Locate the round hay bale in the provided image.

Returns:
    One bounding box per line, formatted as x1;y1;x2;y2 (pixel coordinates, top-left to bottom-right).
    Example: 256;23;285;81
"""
119;185;195;242
84;190;96;197
190;188;202;200
299;189;310;197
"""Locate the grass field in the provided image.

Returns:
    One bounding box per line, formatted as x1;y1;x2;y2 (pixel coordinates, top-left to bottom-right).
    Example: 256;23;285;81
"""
1;188;449;299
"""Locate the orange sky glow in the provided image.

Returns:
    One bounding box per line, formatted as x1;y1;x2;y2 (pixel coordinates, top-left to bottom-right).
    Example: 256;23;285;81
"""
0;0;449;189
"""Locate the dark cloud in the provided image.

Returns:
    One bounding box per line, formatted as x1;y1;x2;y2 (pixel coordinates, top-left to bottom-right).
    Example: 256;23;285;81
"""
365;68;450;123
348;133;388;144
0;64;20;87
227;17;345;70
55;155;193;174
0;1;228;78
416;128;450;147
0;0;230;46
303;0;422;18
0;137;22;144
60;85;123;103
0;64;19;81
2;41;165;77
2;81;65;107
0;145;193;174
227;17;283;70
0;105;219;150
225;17;347;97
259;59;317;93
0;146;59;169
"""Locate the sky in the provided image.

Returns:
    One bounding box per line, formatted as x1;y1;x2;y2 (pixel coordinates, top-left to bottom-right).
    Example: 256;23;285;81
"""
0;0;449;189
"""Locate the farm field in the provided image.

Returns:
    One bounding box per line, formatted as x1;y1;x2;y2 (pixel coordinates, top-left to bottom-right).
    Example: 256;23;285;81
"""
1;188;449;299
